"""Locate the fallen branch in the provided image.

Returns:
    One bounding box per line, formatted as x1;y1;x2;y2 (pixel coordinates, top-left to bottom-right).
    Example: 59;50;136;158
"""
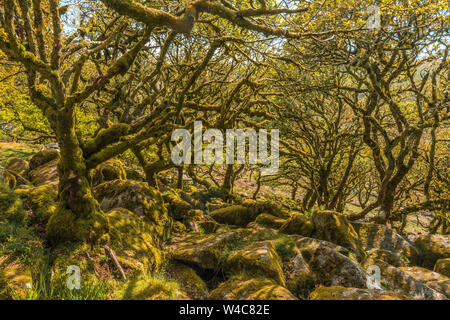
101;245;127;280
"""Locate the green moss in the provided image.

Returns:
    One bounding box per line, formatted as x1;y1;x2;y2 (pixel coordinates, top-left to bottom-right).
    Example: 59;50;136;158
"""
0;182;27;224
16;185;57;226
272;234;298;261
46;204;109;244
83;124;130;157
51;242;101;283
279;213;314;237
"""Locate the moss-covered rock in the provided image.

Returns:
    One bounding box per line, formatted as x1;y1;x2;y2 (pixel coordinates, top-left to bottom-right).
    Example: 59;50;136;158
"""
414;234;450;269
224;241;285;285
167;262;208;299
209;274;297;300
116;275;189;300
244;199;290;219
16;185;57;227
362;259;446;300
168;231;245;270
309;286;409;300
92;159;126;186
0;182;27;224
94;180;171;240
434;258;450;278
352;222;419;266
279;213;314;237
107;208;164;274
255;213;287;229
398;266;449;283
210;200;289;228
311;210;363;258
304;246;367;288
28;159;59;186
210;205;255;227
29;149;60;171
